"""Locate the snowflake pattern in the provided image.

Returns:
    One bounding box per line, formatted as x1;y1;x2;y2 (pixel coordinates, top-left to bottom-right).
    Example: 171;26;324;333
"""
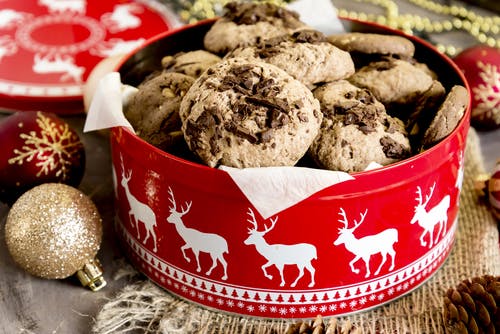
473;61;500;120
8;112;83;180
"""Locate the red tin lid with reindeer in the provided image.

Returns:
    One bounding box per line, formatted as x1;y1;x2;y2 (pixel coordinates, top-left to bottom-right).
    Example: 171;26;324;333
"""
0;0;174;114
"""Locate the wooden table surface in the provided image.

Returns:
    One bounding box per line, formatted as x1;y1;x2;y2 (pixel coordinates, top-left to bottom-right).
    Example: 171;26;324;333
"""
0;1;499;333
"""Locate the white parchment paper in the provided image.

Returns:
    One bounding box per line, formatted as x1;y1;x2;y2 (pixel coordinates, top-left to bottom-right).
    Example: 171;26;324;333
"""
220;166;354;219
288;0;345;34
84;72;136;133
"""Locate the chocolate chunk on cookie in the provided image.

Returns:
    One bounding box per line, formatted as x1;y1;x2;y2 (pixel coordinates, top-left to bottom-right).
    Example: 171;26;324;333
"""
421;85;468;148
310;80;411;172
226;29;355;86
162;50;221;78
125;72;195;152
203;2;307;54
179;57;322;168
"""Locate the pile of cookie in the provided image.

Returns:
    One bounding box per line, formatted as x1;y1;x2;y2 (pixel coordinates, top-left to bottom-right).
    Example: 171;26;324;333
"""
124;2;468;173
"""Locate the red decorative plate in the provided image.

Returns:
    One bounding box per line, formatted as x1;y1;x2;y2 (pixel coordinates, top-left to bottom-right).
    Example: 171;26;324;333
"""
0;0;174;114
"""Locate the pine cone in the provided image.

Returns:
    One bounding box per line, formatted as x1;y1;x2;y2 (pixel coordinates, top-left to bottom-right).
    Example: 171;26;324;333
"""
443;275;499;333
285;315;360;334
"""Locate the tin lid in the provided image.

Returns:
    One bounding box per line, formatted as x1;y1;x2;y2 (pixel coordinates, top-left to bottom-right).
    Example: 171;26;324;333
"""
0;0;175;114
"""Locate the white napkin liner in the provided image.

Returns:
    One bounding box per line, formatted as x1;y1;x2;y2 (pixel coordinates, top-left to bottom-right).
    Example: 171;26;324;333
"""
287;0;345;35
219;165;354;219
84;72;136;133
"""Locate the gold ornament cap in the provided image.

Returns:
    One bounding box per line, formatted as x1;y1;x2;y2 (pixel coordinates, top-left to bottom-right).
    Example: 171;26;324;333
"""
5;183;104;286
76;258;107;291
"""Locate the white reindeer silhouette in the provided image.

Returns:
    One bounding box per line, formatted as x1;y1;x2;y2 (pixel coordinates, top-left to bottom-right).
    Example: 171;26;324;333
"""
38;0;86;14
334;208;398;278
90;38;146;58
167;187;229;280
101;4;143;33
0;36;17;63
244;208;317;287
410;183;450;248
32;54;85;83
0;10;31;29
119;157;158;252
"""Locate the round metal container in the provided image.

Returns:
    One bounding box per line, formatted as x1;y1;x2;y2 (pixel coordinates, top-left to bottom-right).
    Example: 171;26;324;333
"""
111;19;470;318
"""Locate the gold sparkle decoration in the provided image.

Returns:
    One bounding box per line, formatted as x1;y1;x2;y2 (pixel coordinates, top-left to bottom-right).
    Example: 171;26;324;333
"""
5;183;106;291
335;0;500;57
7;111;84;181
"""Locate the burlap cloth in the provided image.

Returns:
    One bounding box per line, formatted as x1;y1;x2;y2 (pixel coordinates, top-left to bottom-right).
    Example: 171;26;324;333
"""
92;129;500;334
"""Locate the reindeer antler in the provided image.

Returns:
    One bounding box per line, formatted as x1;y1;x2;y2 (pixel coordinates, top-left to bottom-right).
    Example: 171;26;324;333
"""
352;209;368;231
423;182;436;206
119;154;125;172
338;208;349;230
119;154;132;181
415;186;423;205
180;200;192;216
167;186;177;211
247;207;258;231
246;208;278;234
263;216;278;234
416;183;436;207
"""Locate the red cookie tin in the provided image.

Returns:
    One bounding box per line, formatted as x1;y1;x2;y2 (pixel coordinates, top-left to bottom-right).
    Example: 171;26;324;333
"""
110;19;470;318
0;0;174;114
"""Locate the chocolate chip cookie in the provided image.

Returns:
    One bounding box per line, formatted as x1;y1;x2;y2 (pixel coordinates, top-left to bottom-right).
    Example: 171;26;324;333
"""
310;80;411;172
179;57;323;168
327;32;415;57
162;50;221;78
125;72;195;152
226;29;355;86
348;57;435;115
407;80;446;138
421;85;469;148
203;2;307;54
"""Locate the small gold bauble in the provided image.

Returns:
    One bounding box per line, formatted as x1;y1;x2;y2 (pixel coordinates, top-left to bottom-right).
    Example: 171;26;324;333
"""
5;183;103;281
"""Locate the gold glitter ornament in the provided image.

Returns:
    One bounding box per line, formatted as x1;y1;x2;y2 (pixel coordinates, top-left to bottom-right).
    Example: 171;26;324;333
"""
5;183;106;291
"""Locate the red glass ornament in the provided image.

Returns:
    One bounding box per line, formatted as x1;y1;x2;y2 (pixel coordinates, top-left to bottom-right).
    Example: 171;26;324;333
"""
453;45;500;130
0;111;85;204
